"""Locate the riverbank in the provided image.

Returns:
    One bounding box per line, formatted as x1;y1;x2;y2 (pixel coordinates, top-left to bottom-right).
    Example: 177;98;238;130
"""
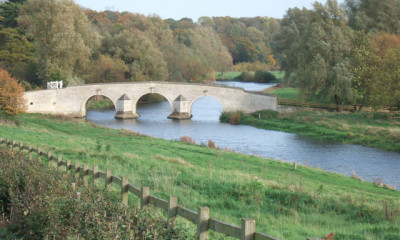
220;110;400;152
0;114;399;239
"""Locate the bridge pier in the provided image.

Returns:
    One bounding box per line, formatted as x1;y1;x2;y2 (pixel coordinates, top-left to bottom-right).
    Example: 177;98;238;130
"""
115;94;139;119
168;95;192;120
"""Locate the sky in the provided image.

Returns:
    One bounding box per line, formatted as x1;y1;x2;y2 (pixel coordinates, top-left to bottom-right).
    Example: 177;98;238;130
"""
75;0;345;21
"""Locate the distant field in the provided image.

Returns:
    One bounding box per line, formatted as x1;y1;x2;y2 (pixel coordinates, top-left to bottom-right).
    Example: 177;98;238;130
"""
269;87;299;99
269;88;335;104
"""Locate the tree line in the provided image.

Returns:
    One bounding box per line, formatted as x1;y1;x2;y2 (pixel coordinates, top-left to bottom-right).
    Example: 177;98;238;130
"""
273;0;400;111
0;0;400;112
0;0;279;88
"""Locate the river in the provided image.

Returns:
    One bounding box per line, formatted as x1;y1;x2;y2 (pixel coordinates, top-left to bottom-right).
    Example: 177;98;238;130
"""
86;81;400;187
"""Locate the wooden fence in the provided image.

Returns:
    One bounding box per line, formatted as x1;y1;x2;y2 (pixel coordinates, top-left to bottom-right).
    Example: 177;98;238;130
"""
0;138;280;240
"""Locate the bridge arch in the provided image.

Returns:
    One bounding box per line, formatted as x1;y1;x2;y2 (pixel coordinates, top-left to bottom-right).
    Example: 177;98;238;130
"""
126;90;174;119
190;95;224;120
133;92;173;118
81;94;117;117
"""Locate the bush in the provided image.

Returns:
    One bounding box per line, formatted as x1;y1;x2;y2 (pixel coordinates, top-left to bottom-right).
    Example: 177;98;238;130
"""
229;112;241;125
0;147;189;239
251;110;279;120
254;70;276;83
207;140;217;149
180;136;196;144
236;71;254;82
0;68;25;115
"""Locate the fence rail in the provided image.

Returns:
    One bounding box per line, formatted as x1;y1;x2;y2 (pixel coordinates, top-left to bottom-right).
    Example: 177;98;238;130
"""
0;138;280;240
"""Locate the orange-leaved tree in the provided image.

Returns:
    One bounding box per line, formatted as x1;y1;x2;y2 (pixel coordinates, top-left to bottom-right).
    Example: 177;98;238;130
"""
0;68;25;115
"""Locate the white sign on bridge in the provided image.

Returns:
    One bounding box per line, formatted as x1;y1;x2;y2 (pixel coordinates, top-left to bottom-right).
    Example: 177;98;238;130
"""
47;81;63;89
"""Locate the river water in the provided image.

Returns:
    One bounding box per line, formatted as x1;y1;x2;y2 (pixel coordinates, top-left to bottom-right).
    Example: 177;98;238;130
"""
86;81;400;187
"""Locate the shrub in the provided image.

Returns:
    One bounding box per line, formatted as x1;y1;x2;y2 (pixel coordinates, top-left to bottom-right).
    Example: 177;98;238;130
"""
254;70;276;83
236;71;254;82
180;136;196;144
0;147;189;239
229;112;241;125
251;110;279;120
0;68;25;115
207;140;217;149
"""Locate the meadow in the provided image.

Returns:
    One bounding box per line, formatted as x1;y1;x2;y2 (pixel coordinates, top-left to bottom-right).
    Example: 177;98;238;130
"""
0;114;399;239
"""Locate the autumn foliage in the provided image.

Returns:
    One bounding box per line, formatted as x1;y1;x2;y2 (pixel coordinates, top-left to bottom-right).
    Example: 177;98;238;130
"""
0;68;25;115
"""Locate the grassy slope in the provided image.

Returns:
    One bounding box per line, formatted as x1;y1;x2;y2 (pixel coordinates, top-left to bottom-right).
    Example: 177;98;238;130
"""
1;114;399;239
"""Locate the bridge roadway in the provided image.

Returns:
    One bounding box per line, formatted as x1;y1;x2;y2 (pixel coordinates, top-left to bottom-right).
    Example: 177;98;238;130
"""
23;82;277;119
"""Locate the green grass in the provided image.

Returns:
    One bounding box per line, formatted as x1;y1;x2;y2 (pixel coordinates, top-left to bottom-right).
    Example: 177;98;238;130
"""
269;88;299;99
221;110;400;153
269;88;334;104
1;114;399;239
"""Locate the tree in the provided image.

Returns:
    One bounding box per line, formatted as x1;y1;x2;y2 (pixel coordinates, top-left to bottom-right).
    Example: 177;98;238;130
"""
348;31;380;110
345;0;400;34
103;30;168;82
0;27;34;68
368;33;400;110
0;68;25;115
19;0;100;82
274;0;354;112
232;36;260;63
0;1;24;28
84;55;128;83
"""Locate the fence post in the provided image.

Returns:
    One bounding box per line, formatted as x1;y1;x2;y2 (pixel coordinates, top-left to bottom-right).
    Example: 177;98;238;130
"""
47;151;52;167
66;160;71;173
241;218;256;240
74;162;80;181
93;166;99;186
57;156;63;171
105;169;112;191
168;196;178;221
37;147;41;162
121;176;129;206
141;186;150;208
197;207;210;240
83;164;89;186
28;146;33;160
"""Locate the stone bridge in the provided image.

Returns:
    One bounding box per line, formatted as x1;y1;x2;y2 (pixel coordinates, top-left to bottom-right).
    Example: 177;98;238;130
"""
23;82;277;119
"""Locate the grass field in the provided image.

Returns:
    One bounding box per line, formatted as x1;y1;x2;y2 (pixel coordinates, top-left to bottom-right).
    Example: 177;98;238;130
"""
269;88;335;104
0;114;399;239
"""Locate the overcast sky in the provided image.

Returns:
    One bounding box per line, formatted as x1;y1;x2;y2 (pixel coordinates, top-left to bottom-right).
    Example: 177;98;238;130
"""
75;0;345;21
